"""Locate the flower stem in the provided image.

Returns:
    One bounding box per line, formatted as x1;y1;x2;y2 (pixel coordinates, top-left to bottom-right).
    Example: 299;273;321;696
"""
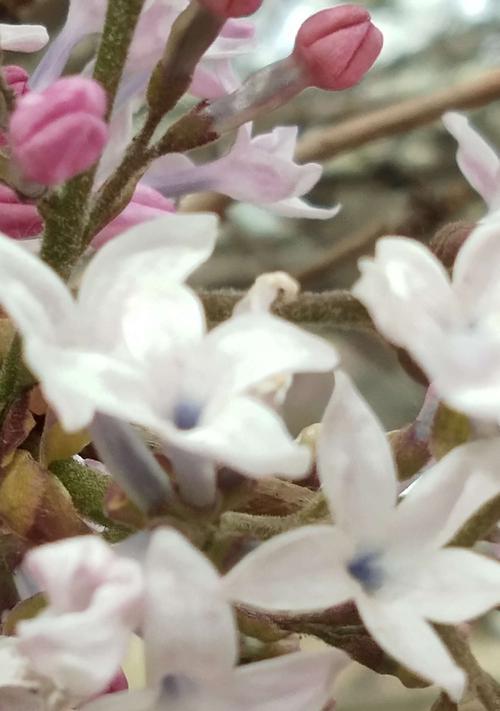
450;494;500;548
436;625;500;711
430;693;457;710
200;288;375;329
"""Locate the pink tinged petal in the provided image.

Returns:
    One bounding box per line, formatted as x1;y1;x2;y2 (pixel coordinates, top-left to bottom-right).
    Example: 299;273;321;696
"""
144;529;238;685
356;596;466;702
183;395;311;479
393;438;500;550
232;649;349;711
18;536;144;698
318;372;397;541
223;525;355;611
204;312;339;395
405;548;500;624
353;237;457;367
190;59;241;99
0;23;48;52
443;112;500;207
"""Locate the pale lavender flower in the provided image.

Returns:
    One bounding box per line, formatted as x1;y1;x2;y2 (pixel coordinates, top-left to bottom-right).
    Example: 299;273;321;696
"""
82;528;348;711
223;372;500;701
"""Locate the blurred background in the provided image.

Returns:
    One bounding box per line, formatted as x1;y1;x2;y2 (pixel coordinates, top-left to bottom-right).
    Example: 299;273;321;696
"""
3;2;500;708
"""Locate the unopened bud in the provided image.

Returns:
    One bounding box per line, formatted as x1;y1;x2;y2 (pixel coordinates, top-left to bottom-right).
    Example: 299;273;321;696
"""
2;66;29;97
429;220;475;271
9;77;108;186
293;5;383;91
191;3;382;136
198;0;262;18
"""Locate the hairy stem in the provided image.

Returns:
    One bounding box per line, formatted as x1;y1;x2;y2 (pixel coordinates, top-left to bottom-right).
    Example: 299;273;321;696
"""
200;288;375;329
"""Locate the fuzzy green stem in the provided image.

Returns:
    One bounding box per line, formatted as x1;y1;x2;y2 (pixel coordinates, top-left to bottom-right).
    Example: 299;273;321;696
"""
200;289;375;329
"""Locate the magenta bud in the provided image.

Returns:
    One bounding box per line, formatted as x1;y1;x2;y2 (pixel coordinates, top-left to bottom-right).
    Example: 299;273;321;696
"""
9;76;109;187
293;4;383;91
92;184;176;248
0;185;42;238
2;65;29;97
199;0;262;18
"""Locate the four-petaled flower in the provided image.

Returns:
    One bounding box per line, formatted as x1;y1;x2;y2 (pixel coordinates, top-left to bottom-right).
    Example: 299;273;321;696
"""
223;372;500;701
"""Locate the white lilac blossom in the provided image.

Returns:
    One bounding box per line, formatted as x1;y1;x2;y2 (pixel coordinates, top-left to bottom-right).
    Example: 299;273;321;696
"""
352;220;500;420
0;212;218;431
145;124;340;219
0;218;338;506
223;372;500;701
17;536;143;699
443;112;500;212
82;528;349;711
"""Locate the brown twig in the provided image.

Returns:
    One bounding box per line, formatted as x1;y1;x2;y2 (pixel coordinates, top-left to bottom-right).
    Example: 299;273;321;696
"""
296;68;500;162
182;68;500;216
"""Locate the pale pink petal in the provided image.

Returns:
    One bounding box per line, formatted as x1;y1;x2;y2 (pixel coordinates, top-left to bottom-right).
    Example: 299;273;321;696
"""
18;537;143;698
357;596;466;702
393;438;500;550
443;112;500;207
452;218;500;315
223;525;355;610
232;650;349;711
191;59;241;99
82;689;157;711
144;529;237;685
404;548;500;624
318;372;397;541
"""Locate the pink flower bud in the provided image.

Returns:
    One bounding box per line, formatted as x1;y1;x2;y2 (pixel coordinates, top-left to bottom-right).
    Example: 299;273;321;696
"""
2;65;29;97
199;0;262;18
9;76;109;186
293;4;383;91
92;184;175;248
0;185;42;238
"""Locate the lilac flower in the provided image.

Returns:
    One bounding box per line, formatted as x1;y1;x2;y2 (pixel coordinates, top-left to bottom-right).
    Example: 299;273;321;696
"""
17;536;143;699
352;220;500;420
223;372;500;701
82;529;348;711
145;124;340;219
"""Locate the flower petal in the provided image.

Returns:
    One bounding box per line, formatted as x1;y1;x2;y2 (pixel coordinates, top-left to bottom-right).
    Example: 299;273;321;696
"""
81;689;157;711
144;528;237;685
203;312;339;396
357;595;466;702
223;525;355;610
393;438;500;549
266;196;341;220
182;395;311;478
318;372;397;542
0;232;75;343
353;236;457;370
0;23;49;52
405;548;500;624
18;536;143;698
443;112;500;207
232;650;349;711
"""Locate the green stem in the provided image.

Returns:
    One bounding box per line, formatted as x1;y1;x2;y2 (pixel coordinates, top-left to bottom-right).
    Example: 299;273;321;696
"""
200;289;375;329
450;494;500;548
436;625;500;711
